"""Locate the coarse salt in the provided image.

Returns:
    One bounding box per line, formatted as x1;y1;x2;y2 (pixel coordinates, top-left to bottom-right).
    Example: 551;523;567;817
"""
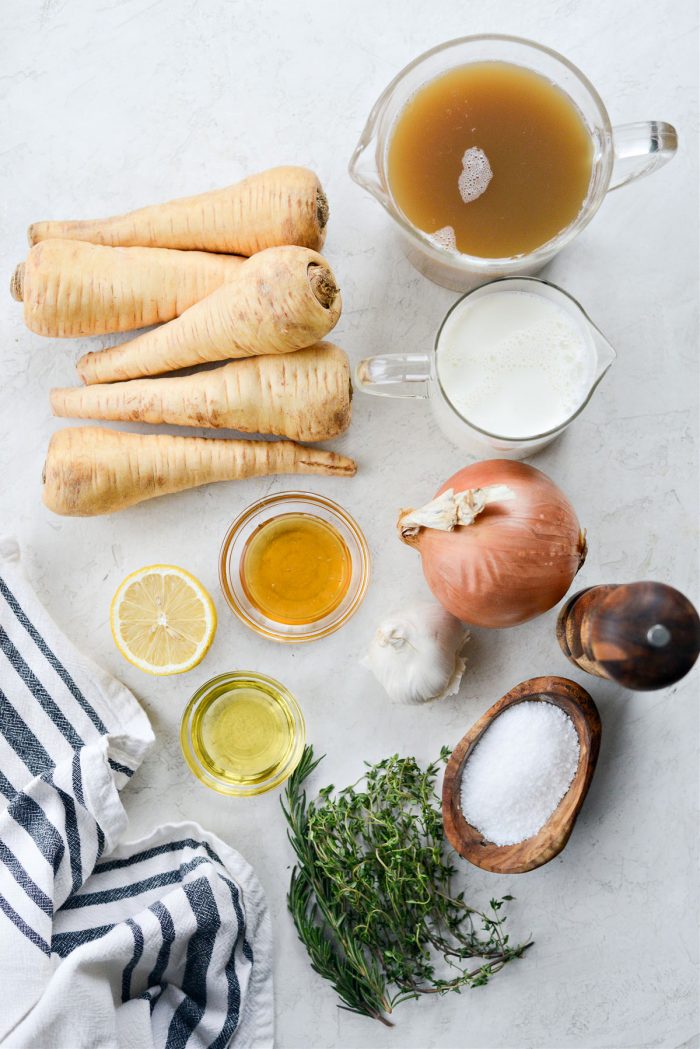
459;700;580;846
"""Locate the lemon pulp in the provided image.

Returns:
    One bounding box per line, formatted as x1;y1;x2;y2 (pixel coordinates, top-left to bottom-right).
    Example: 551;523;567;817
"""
111;565;216;675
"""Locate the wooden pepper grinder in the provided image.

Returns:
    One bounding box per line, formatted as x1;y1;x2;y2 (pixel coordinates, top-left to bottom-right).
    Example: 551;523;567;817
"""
556;582;700;691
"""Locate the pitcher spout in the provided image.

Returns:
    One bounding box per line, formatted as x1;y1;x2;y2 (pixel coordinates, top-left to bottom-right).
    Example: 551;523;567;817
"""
348;132;391;209
591;328;617;385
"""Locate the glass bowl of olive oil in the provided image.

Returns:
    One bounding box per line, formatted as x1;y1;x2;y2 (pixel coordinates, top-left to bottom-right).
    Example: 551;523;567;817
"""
180;671;306;796
219;491;371;642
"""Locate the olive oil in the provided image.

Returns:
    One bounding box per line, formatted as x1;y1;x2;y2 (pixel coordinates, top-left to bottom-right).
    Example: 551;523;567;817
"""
183;673;305;793
387;62;594;258
240;512;352;625
191;679;294;783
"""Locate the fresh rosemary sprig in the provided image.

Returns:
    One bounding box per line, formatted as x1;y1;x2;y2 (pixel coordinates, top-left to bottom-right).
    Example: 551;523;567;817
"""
282;744;532;1026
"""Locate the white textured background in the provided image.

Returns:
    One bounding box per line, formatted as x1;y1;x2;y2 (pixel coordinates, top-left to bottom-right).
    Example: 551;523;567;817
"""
1;1;698;1047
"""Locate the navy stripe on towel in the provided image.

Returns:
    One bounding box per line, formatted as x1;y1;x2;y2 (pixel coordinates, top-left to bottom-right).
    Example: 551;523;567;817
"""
108;759;134;778
140;984;166;1012
96;838;224;875
0;768;16;799
0;840;53;916
148;902;176;990
8;794;65;874
0;576;107;735
47;778;83;894
122;919;144;1002
0;687;54;776
209;880;243;1049
70;752;86;808
96;840;254;969
0;892;50;955
227;876;253;964
72;752;105;858
63;855;212;910
0;627;84;750
166;879;220;1048
52;923;115;958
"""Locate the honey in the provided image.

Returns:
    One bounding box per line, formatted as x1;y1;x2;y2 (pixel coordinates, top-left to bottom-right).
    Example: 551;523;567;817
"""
240;512;352;625
387;61;594;258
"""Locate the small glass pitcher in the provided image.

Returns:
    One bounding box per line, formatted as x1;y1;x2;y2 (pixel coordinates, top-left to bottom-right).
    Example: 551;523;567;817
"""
356;277;616;460
349;35;678;291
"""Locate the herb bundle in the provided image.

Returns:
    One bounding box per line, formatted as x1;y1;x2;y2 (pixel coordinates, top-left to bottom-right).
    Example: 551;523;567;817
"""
282;745;532;1025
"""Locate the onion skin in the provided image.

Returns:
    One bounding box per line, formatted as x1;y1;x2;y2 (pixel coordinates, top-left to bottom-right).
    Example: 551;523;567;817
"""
400;460;587;628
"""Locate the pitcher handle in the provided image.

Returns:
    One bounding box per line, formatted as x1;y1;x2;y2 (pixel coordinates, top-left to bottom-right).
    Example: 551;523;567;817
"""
609;121;678;191
355;354;431;399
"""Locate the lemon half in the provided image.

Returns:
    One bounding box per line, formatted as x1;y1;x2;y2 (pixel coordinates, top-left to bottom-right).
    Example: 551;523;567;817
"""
111;565;217;676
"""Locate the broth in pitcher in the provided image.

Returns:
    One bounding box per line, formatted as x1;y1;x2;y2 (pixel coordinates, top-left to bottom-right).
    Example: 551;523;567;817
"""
387;62;594;258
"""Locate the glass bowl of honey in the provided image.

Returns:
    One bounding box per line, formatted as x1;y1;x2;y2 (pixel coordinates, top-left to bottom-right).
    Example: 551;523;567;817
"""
219;491;371;642
180;671;306;796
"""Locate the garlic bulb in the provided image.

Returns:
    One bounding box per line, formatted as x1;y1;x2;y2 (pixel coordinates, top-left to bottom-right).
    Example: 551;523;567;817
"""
361;600;469;704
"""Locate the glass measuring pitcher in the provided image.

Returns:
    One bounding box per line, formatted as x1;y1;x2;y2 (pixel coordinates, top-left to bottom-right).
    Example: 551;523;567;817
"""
349;35;678;291
356;277;616;460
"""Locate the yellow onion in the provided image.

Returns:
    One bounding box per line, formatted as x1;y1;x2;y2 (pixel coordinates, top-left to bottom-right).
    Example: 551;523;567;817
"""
398;460;587;628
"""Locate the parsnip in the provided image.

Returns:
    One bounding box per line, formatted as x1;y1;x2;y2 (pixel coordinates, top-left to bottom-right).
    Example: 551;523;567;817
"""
52;343;352;442
11;240;244;337
76;246;341;385
28;167;328;255
42;428;356;516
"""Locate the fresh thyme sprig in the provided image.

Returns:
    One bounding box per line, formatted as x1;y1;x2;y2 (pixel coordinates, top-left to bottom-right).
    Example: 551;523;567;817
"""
282;745;532;1025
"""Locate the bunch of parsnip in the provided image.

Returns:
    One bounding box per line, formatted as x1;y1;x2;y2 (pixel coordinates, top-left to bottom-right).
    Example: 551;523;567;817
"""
13;167;356;516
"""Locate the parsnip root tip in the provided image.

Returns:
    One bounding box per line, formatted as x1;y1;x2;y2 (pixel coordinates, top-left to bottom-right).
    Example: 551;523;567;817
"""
316;188;329;231
10;263;24;302
301;452;357;477
308;262;339;309
76;354;95;385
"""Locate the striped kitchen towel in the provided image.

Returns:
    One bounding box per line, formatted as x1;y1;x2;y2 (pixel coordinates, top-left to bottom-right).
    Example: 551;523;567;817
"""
0;538;273;1049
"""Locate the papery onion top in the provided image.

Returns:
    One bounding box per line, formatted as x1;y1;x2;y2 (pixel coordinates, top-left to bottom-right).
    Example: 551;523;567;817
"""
398;460;586;629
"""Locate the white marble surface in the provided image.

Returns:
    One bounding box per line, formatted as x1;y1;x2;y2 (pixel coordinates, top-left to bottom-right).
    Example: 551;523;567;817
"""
1;1;698;1046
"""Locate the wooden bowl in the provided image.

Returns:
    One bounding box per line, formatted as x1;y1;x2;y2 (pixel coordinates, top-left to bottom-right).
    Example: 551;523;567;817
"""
442;676;602;874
